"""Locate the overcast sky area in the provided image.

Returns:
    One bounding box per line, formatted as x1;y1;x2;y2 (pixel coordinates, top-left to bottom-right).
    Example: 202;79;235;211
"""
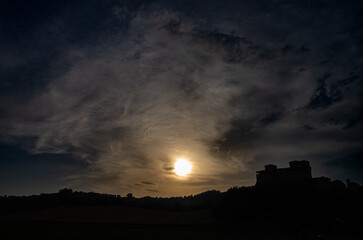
0;0;362;197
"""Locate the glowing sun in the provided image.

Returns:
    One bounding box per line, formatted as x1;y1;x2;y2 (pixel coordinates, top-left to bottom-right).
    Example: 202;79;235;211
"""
174;158;192;177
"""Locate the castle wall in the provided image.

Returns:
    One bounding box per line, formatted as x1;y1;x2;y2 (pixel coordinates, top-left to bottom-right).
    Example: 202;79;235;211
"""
256;161;312;187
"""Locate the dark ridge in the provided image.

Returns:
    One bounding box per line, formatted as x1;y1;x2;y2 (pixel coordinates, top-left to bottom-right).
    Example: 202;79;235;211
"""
1;161;362;238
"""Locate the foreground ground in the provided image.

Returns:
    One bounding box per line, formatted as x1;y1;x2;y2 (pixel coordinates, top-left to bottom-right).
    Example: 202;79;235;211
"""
0;205;361;240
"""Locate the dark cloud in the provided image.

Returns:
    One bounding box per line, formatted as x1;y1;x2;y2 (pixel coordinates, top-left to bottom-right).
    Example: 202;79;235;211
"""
0;0;363;196
306;74;342;110
146;189;159;193
141;181;155;185
258;112;284;127
344;109;363;129
303;125;315;131
193;31;274;64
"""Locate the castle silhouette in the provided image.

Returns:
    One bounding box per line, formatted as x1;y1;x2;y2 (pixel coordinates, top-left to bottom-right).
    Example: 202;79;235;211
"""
256;160;356;191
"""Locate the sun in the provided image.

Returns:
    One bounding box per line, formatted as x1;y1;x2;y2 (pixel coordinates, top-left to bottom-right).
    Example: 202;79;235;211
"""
174;158;192;177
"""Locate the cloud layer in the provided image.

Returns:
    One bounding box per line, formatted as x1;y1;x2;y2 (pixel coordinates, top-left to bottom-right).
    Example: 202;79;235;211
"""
1;0;362;196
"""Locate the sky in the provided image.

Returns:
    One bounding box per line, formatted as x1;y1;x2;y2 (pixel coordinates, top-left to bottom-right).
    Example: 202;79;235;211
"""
0;0;362;197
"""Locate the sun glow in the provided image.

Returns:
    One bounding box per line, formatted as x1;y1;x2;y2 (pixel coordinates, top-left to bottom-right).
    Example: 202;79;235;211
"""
174;158;192;177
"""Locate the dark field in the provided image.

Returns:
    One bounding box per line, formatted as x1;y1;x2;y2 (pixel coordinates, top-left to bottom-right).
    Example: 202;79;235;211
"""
1;182;362;239
0;220;293;240
0;206;360;240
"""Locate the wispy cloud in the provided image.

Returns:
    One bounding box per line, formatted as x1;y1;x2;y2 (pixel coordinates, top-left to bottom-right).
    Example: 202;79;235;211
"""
1;1;362;196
